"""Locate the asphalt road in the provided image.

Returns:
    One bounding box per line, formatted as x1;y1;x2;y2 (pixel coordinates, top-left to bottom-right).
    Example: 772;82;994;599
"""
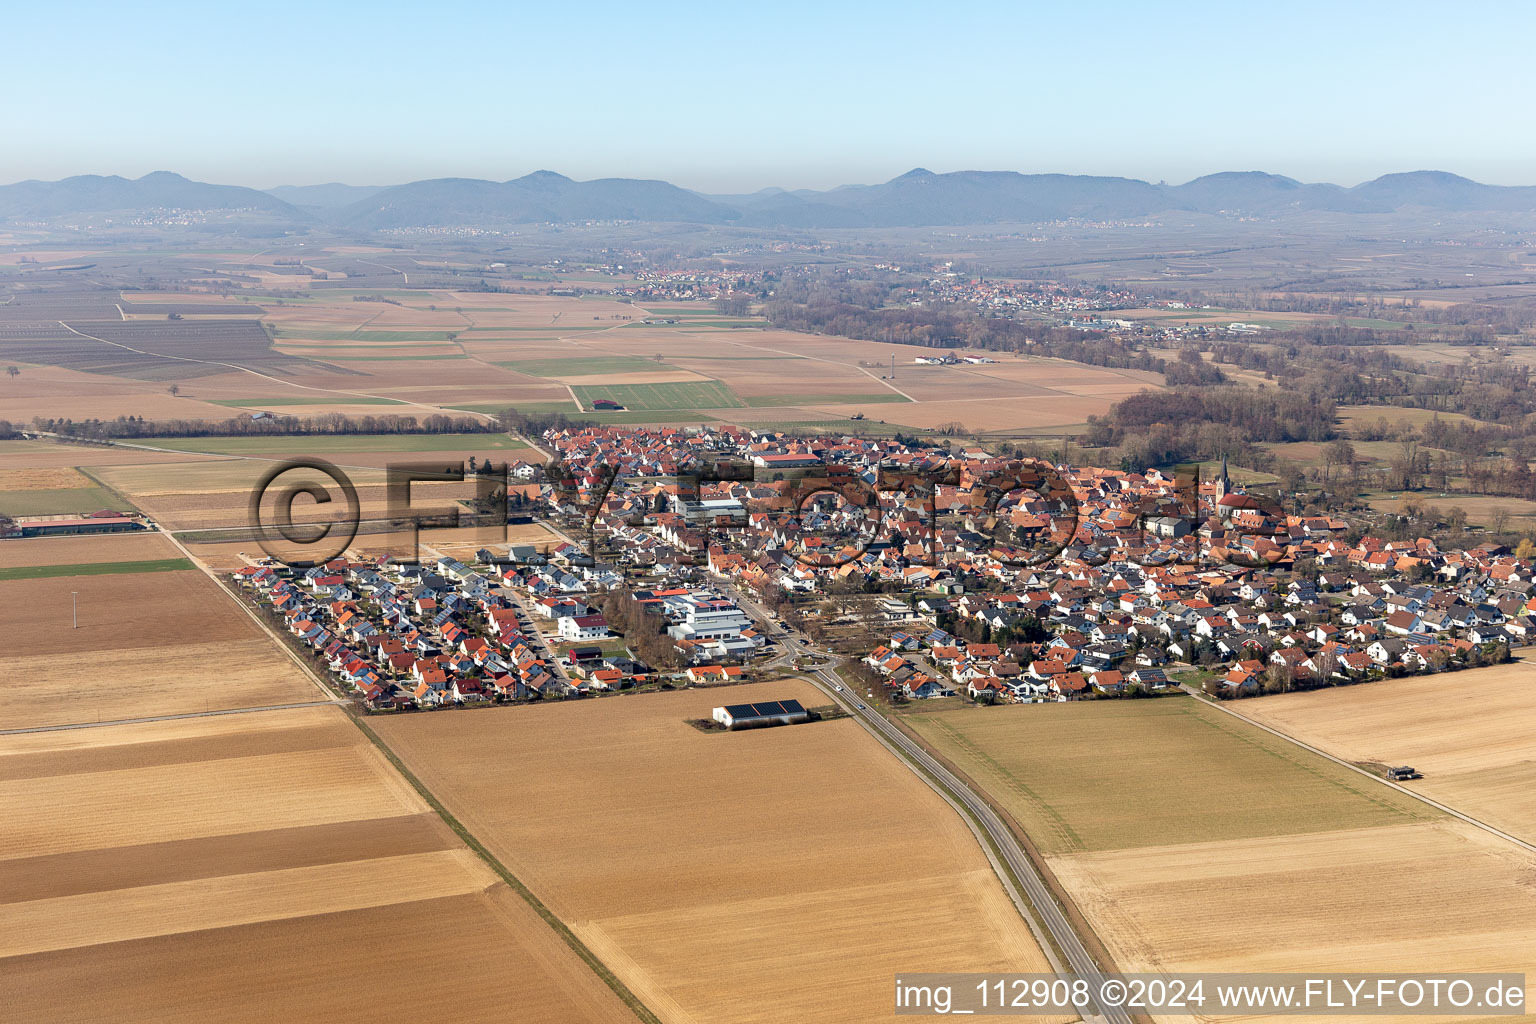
725;583;1126;1024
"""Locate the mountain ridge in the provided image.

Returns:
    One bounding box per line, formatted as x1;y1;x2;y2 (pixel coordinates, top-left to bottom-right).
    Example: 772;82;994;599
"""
5;168;1536;229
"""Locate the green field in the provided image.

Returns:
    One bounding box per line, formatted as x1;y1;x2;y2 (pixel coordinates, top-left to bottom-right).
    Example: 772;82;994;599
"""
582;410;727;425
141;433;531;455
204;396;405;408
498;356;676;377
0;486;126;518
0;558;194;581
448;401;577;415
467;325;611;332
904;698;1431;856
570;380;743;411
741;392;910;407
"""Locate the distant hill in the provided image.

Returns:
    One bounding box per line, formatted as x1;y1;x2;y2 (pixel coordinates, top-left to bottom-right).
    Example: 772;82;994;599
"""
0;171;308;223
738;168;1172;226
336;170;739;230
6;167;1536;230
265;182;387;210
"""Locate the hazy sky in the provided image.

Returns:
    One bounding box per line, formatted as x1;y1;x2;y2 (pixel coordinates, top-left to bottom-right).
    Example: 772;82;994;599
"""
5;0;1534;191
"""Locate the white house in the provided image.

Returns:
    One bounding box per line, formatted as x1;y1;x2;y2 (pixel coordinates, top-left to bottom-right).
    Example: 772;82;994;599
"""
558;613;610;641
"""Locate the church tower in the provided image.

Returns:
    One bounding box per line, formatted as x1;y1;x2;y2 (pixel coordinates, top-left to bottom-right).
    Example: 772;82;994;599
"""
1216;454;1230;500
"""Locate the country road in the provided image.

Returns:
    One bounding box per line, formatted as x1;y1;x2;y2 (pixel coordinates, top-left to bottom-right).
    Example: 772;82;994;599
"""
722;582;1125;1024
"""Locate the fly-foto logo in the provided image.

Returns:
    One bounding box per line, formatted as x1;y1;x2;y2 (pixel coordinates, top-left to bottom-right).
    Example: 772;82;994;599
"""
245;457;1288;570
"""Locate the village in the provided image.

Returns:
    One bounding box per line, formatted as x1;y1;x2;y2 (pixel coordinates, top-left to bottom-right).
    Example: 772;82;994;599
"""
232;423;1527;714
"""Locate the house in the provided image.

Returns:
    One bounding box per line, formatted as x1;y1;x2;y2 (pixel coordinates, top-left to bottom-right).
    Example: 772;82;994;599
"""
558;613;610;641
1127;668;1169;689
903;676;950;699
1088;670;1126;695
687;665;745;684
1221;667;1260;696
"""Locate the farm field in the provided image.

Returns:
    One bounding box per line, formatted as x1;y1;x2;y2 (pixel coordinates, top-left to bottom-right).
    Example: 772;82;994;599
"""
5;567;264;659
0;438;225;469
0;534;322;728
370;680;1069;1024
137;432;533;455
0;557;191;581
2;271;1168;435
570;380;743;411
1108;305;1412;332
0;706;637;1024
0;531;179;568
83;446;531;548
1365;491;1536;528
904;698;1429;856
0;484;126;517
1232;661;1536;845
904;697;1536;1020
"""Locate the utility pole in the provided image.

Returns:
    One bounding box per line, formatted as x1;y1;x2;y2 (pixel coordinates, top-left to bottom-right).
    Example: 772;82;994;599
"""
72;591;78;629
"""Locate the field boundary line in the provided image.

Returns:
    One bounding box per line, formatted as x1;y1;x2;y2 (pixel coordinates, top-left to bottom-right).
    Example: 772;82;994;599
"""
348;714;663;1024
55;321;505;423
1184;684;1536;856
0;700;344;736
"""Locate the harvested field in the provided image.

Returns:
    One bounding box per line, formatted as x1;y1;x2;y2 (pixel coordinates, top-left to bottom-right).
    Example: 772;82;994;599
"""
7;569;266;657
499;356;682;377
904;697;1536;1021
0;439;225;469
1051;820;1536;985
371;681;1067;1024
1367;491;1536;527
137;433;530;455
1233;662;1536;844
0;531;180;568
0;706;635;1024
0;467;93;490
0;638;320;730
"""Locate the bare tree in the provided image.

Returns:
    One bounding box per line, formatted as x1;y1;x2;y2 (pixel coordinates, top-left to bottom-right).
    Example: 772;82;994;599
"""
167;384;180;397
714;292;751;317
5;366;17;380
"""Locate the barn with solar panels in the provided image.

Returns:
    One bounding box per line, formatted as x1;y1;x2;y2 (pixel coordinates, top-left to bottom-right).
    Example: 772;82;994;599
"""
711;698;810;730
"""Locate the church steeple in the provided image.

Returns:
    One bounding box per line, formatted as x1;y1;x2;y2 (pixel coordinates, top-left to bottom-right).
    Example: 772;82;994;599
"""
1216;454;1230;499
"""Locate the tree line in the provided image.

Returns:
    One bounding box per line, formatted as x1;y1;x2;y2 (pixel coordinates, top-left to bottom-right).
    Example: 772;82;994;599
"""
598;587;683;670
30;412;500;441
1083;387;1337;468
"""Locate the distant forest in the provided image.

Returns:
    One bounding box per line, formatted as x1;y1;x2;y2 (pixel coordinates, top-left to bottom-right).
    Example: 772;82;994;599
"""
29;412;499;441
